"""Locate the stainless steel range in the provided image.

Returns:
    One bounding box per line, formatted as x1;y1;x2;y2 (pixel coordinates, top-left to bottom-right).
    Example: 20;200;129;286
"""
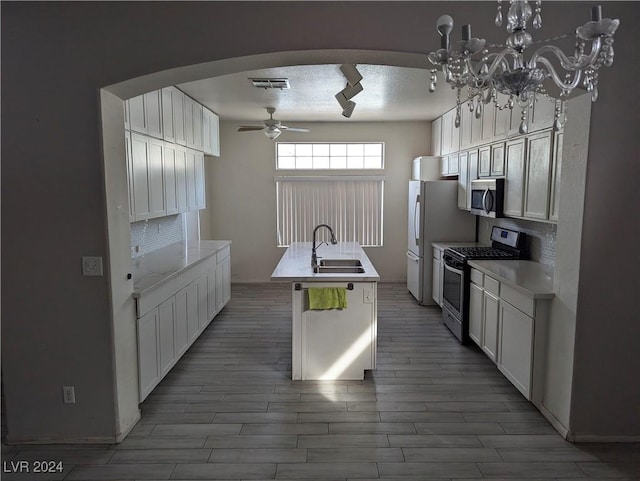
441;227;526;343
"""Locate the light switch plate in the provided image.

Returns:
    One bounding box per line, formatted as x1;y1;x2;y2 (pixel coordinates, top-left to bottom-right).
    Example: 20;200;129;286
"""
82;256;103;276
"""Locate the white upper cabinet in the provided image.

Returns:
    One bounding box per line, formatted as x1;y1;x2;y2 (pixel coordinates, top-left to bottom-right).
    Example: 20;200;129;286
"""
482;102;496;143
147;137;165;218
530;94;556;133
195;150;206;210
192;102;204;151
129;91;163;139
471;103;483;146
183;95;195;148
490;142;505;177
172;88;186;146
161;88;175;143
478;145;491;178
130;133;151;220
524;130;553;220
163;142;179;216
174;145;188;213
125;131;135;222
504;137;527;218
460;102;473;150
185;148;197;211
128;95;146;134
431;116;442;156
441;109;455;155
124;99;131;131
549;131;563;222
494;93;511;138
203;107;220;156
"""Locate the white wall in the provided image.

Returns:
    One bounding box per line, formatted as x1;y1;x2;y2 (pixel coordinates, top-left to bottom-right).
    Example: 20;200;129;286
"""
202;121;431;283
2;1;638;443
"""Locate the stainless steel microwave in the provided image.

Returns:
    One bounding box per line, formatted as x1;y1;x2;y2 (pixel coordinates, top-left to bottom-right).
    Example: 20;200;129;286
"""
470;178;505;218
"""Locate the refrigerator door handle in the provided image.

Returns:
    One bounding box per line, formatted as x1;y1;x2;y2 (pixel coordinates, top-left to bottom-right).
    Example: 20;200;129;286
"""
414;194;420;245
406;250;419;261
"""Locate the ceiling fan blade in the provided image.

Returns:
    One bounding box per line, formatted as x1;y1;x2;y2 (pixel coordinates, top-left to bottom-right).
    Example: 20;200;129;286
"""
280;126;310;133
237;126;265;132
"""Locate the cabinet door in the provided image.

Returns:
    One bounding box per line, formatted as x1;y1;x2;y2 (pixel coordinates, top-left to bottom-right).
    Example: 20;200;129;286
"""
549;131;563;222
471;103;483;146
494;93;511;138
441;110;454;155
478;145;491;177
158;297;176;376
124;99;131;130
193;102;203;150
185;149;197;211
174;287;189;357
203;108;212;155
198;275;209;331
468;282;484;347
209;110;220;156
163;142;178;215
499;302;534;398
524;131;552;220
432;258;441;305
467;149;479;209
183;95;195;148
137;309;159;401
172;88;186;146
207;263;217;319
216;255;231;311
457;151;469;210
482;102;496;142
147;137;165;219
482;291;499;362
491;142;505;177
195;150;206;210
504;137;527;217
175;146;188;213
510;103;530;135
161;88;175;143
431;116;442;156
441;155;449;176
129;94;146;134
125;131;135;222
530;94;556;132
185;280;200;344
451;112;460;154
145;90;163;139
460;102;472;149
130;133;151;220
448;152;459;176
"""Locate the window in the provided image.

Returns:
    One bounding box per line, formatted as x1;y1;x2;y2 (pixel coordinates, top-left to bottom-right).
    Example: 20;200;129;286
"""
276;142;384;170
275;176;384;247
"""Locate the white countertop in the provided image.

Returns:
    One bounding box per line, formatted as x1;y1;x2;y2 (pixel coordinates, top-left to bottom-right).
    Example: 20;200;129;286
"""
432;241;484;251
132;240;231;297
271;242;380;282
468;259;555;299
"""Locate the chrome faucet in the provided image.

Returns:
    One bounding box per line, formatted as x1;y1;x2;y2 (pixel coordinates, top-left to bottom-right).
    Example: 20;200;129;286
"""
311;224;337;269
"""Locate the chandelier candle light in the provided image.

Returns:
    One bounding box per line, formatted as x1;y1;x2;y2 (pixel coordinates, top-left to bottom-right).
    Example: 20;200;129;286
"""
427;1;619;134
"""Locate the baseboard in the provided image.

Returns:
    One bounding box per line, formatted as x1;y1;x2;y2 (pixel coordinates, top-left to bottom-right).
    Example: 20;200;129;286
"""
115;410;141;443
568;434;640;443
5;434;118;445
537;402;570;439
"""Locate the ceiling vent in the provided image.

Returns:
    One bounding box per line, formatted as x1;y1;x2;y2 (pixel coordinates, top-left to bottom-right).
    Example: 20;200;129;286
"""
250;78;291;90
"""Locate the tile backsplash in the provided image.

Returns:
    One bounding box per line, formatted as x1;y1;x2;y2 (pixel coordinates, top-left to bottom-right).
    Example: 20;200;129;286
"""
131;215;183;258
479;217;557;267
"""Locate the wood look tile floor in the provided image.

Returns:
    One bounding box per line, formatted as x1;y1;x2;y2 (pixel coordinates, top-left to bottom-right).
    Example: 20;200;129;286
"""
2;283;639;480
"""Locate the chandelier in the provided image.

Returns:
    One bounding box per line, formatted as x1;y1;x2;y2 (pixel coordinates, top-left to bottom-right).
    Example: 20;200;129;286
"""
427;1;619;134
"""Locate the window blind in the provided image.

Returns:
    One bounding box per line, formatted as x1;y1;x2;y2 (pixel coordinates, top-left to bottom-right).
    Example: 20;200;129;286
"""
276;176;384;247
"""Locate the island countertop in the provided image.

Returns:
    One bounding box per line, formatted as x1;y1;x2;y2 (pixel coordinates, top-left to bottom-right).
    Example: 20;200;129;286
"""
271;242;380;282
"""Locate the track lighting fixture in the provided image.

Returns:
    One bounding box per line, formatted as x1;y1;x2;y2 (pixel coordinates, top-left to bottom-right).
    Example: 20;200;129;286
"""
336;64;363;118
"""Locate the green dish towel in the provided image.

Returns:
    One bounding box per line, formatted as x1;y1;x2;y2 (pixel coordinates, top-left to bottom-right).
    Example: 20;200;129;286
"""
307;287;348;310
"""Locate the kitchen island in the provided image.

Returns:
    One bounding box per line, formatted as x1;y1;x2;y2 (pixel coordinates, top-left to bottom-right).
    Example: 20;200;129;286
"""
271;242;380;381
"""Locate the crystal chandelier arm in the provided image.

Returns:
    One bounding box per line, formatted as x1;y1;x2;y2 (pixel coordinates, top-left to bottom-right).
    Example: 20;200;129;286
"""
531;55;583;92
464;48;521;82
528;37;602;72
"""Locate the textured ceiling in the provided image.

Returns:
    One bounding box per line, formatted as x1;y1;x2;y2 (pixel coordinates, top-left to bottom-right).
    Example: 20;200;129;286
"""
177;64;458;123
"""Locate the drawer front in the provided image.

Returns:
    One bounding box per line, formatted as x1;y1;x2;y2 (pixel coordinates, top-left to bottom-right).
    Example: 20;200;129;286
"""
217;245;231;263
433;247;443;261
137;278;177;318
484;275;500;296
470;268;483;286
500;283;535;317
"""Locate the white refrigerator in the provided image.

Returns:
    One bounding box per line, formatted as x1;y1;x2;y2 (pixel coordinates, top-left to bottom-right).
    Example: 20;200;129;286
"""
407;180;476;305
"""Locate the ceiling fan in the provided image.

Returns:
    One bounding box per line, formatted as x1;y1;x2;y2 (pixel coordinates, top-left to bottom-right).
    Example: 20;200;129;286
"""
237;107;309;140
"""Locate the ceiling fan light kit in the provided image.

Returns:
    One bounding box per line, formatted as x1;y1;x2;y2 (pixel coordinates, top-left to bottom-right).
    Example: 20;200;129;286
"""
237;107;309;141
427;0;619;134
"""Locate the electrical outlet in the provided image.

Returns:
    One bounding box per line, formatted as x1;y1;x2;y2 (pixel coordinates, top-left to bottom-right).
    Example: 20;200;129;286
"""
62;386;75;404
82;256;103;276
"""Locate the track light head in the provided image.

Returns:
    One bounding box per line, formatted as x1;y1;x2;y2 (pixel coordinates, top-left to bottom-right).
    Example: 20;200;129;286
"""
341;101;356;118
338;82;363;101
339;64;363;86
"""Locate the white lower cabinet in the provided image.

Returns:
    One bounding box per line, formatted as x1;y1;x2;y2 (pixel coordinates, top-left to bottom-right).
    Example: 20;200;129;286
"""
498;301;534;398
137;309;160;401
481;291;500;362
468;266;550;402
468;281;483;346
135;244;231;401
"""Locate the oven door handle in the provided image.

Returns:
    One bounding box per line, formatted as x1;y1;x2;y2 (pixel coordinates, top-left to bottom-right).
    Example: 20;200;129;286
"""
444;261;463;276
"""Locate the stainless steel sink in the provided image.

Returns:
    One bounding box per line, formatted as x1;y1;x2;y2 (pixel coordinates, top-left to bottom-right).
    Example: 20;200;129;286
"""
318;259;363;267
314;266;365;274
